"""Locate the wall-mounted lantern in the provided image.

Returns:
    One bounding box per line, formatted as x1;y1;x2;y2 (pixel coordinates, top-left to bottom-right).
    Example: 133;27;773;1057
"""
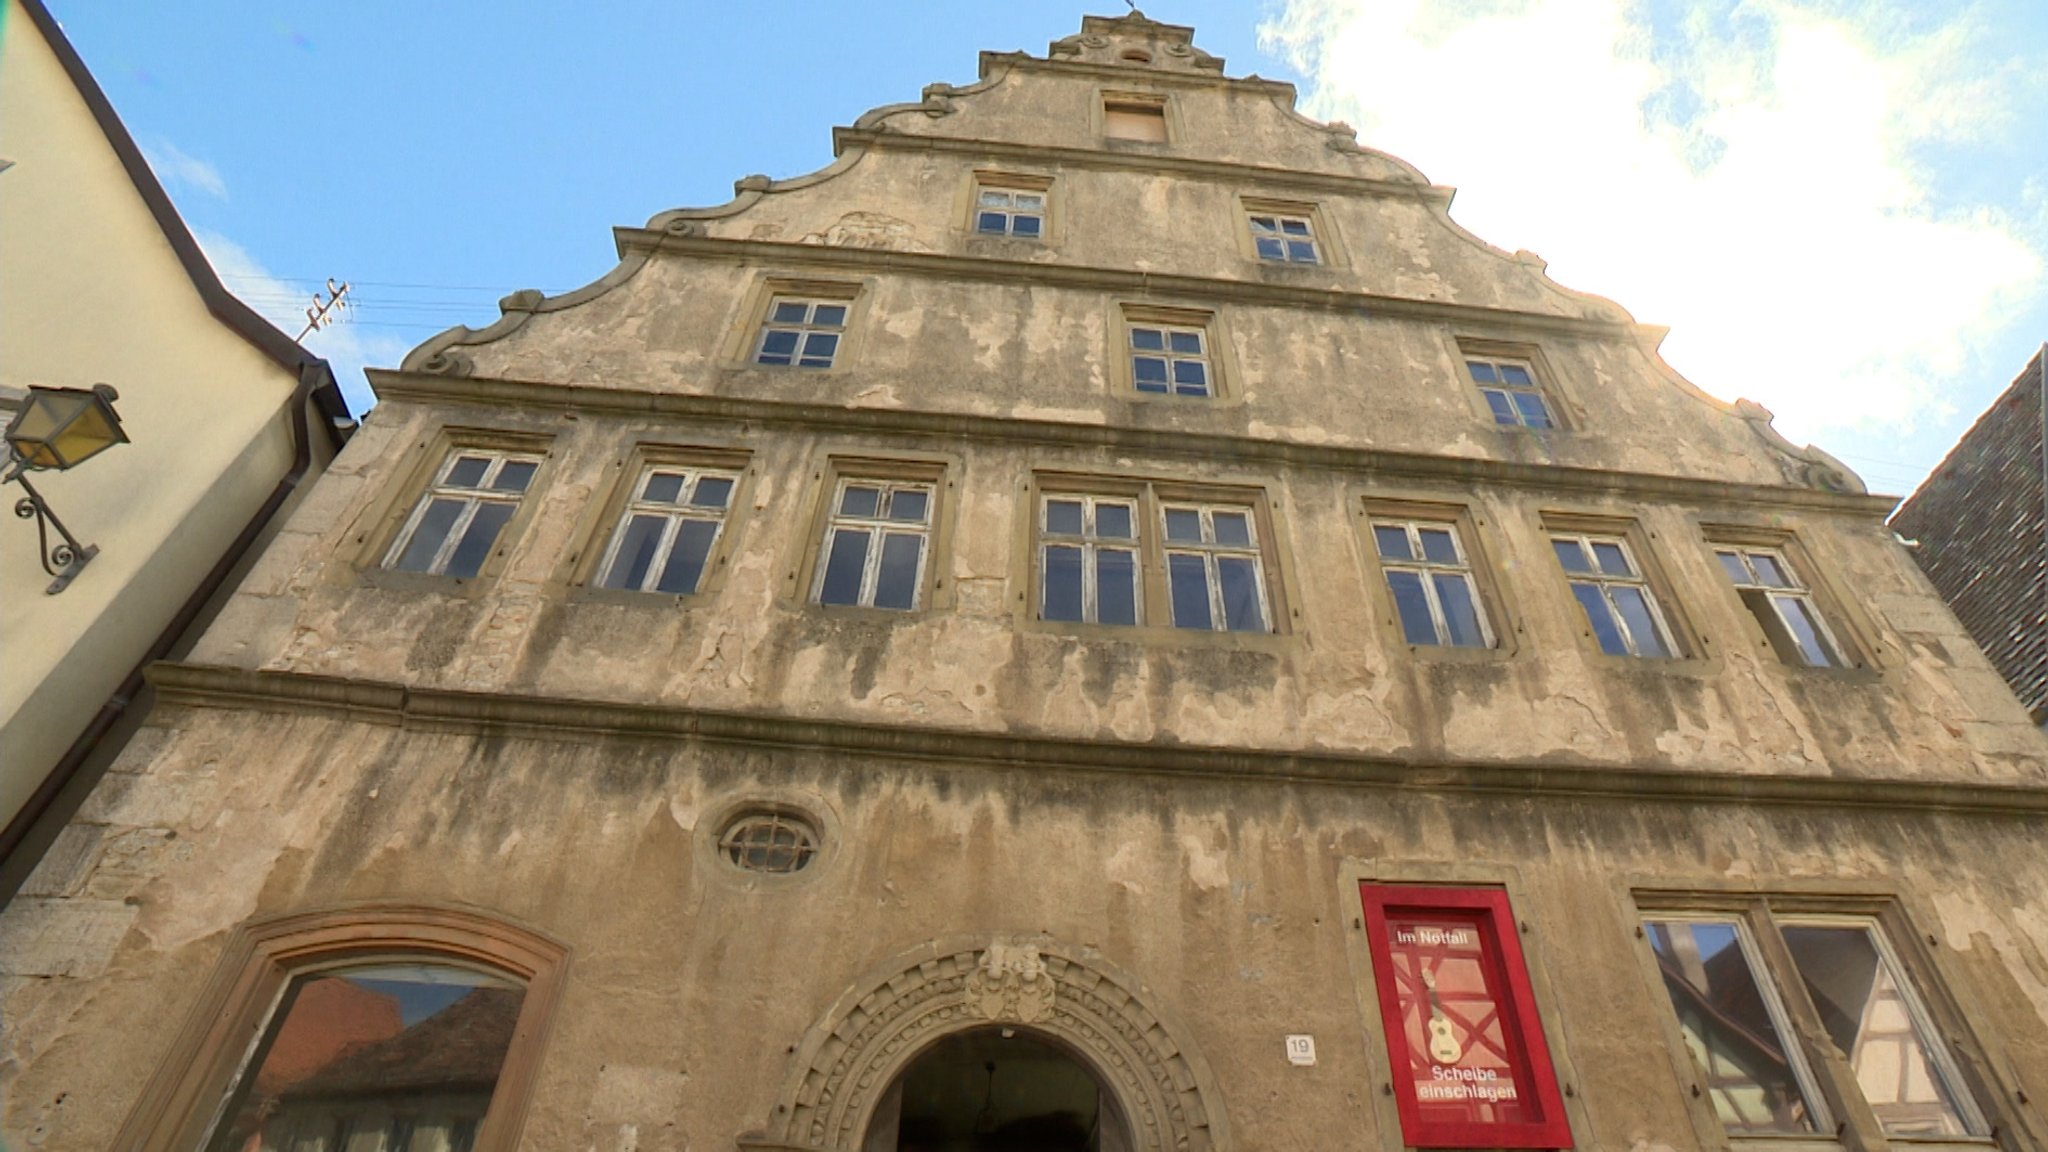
3;384;128;594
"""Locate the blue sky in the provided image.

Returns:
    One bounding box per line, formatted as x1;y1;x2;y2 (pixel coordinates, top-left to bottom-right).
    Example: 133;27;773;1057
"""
32;1;2048;498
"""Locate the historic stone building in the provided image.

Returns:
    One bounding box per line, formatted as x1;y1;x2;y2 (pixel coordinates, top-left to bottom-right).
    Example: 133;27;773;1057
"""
4;13;2046;1152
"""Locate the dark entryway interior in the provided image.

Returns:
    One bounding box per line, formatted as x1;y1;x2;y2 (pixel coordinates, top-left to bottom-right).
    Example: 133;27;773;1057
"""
864;1029;1123;1152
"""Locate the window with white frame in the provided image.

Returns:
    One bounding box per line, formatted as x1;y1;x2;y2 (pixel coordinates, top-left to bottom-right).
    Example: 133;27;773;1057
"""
1641;907;1988;1144
1467;356;1556;429
595;465;739;595
1128;320;1212;398
385;449;541;578
1713;546;1846;668
1371;519;1492;647
1247;212;1320;264
1040;494;1141;626
974;185;1045;239
1551;533;1678;657
814;478;934;611
754;296;848;368
1162;502;1267;632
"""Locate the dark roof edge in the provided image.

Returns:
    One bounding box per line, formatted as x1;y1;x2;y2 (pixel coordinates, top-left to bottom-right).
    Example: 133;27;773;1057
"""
1891;345;2046;524
17;0;350;447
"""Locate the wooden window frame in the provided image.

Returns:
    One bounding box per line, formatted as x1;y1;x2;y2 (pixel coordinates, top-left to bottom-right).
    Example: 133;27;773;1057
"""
358;427;555;594
1358;884;1574;1149
790;455;956;616
1631;891;2008;1152
115;903;568;1152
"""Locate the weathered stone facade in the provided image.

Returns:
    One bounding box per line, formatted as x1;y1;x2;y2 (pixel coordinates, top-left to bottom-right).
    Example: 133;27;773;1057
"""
4;13;2047;1152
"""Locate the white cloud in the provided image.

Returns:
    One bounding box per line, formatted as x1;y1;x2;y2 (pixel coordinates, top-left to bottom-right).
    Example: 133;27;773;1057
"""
194;230;404;417
140;139;227;199
1261;0;2044;446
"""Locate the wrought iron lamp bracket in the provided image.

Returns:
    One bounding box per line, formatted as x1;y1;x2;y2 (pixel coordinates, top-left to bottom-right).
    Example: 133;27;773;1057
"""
8;467;97;594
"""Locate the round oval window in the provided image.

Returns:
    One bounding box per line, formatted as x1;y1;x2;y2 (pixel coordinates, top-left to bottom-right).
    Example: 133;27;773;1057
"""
718;810;819;874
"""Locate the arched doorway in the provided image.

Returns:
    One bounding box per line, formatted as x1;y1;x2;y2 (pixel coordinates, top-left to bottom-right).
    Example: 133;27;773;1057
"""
861;1028;1134;1152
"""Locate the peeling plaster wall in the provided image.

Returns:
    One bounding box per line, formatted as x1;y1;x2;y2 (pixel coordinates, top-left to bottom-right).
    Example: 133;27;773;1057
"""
4;712;2047;1150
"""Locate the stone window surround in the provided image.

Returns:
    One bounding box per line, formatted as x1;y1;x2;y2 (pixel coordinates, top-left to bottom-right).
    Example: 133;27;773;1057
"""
113;903;568;1152
1113;301;1243;406
1626;888;2010;1152
1451;337;1575;432
964;169;1057;244
1539;511;1701;664
1233;194;1343;269
354;425;556;597
1356;497;1515;658
1698;522;1876;673
1018;469;1300;641
1096;88;1174;146
567;442;755;605
723;275;872;373
785;452;959;617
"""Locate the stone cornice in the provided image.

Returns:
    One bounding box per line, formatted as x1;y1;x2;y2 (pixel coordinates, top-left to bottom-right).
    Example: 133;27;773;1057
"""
366;369;1898;518
149;664;2048;818
610;232;1631;340
829;128;1443;203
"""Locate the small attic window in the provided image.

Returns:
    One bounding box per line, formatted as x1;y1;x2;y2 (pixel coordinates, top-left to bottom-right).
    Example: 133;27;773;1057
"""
1103;96;1167;143
1121;49;1153;63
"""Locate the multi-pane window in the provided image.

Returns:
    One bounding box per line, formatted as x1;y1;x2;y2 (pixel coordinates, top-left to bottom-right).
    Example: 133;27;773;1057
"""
1642;910;1986;1143
385;450;541;579
814;479;934;611
595;465;739;595
1552;533;1677;657
754;297;847;368
1162;502;1267;632
1248;213;1319;264
1468;357;1556;429
1129;322;1212;397
1714;546;1846;668
1371;519;1491;647
1041;495;1141;626
975;187;1045;238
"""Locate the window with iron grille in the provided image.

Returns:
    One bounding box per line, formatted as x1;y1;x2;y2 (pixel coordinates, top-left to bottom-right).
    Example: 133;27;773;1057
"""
718;810;820;874
595;465;739;595
385;450;541;579
1551;533;1678;657
1371;519;1493;648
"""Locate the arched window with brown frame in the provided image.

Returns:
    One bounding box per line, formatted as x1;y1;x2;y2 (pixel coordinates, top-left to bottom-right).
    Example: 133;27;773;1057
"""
115;903;568;1152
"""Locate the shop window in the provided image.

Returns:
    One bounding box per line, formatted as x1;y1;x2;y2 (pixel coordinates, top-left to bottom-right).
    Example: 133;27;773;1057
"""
116;907;566;1152
1358;884;1573;1149
1641;906;1988;1145
206;963;524;1152
384;450;542;579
